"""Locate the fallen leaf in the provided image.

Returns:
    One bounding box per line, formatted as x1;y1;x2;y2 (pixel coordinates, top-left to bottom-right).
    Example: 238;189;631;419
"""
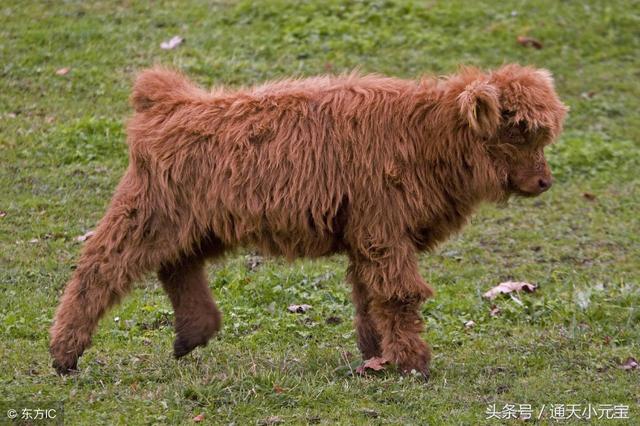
620;357;638;371
361;408;379;418
355;357;388;375
483;281;537;300
258;416;283;425
287;304;312;313
603;335;612;345
273;385;284;394
0;211;6;218
517;35;543;49
192;413;205;422
76;230;95;242
581;91;596;99
29;238;39;244
160;35;184;50
490;305;502;317
246;254;263;271
583;192;597;201
56;67;70;75
464;320;476;329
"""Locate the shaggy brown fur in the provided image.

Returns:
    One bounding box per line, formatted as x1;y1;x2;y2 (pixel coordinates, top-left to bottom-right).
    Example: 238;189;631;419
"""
50;64;567;378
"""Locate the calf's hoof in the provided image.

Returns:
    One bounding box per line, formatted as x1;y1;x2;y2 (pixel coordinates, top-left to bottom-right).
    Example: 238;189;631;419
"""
173;335;211;359
51;357;79;375
50;341;82;375
391;340;431;382
173;311;221;359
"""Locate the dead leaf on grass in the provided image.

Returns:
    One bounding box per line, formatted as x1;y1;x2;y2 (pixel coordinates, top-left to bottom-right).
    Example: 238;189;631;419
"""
517;35;543;49
620;357;638;370
490;305;502;317
245;254;264;271
160;35;184;50
76;230;95;242
483;281;537;300
258;416;284;425
287;304;311;313
583;192;597;201
361;408;379;418
464;320;476;329
55;67;71;76
192;413;205;422
355;356;388;375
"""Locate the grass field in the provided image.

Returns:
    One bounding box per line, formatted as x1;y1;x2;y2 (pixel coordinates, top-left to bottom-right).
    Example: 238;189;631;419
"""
1;0;638;424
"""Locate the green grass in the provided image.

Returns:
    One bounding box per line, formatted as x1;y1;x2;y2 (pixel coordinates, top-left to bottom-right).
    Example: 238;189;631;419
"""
1;0;639;424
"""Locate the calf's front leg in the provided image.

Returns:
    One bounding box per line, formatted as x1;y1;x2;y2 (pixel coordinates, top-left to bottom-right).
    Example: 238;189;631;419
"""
349;240;433;379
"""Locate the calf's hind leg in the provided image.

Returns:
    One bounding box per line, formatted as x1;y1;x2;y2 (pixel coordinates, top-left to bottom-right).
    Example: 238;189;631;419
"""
158;236;225;358
50;180;181;374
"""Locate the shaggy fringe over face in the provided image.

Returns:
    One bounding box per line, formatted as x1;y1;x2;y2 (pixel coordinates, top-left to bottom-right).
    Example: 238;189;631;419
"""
50;64;567;377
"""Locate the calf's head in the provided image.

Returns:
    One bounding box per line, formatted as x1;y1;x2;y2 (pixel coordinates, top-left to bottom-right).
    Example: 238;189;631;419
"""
456;64;568;199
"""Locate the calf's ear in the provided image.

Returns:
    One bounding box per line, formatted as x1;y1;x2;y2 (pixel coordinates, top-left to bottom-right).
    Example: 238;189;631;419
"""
457;80;501;137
